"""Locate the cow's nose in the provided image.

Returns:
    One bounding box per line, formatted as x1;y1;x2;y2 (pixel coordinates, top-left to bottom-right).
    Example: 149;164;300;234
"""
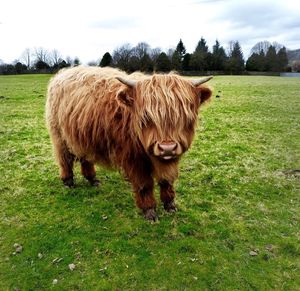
158;142;178;155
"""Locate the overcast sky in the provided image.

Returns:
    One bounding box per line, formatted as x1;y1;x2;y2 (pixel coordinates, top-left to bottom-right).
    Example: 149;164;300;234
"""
0;0;299;64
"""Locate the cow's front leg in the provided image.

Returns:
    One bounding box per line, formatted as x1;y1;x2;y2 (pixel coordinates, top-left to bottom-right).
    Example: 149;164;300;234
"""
80;159;100;186
159;180;177;212
132;178;157;221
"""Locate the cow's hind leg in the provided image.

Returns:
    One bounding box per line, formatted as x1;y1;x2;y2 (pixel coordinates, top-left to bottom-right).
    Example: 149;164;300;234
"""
52;139;75;187
80;159;100;186
159;180;177;212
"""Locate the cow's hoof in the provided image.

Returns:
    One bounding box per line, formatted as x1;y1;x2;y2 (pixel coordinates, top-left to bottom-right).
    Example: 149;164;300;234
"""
144;208;158;221
89;178;100;187
63;178;74;188
164;201;177;213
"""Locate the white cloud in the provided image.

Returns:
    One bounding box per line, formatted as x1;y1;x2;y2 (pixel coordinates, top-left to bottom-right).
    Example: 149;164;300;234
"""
0;0;299;63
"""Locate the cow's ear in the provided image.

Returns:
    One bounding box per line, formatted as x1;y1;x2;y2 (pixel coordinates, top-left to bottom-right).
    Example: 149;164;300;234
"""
117;88;134;107
195;86;212;105
116;77;136;107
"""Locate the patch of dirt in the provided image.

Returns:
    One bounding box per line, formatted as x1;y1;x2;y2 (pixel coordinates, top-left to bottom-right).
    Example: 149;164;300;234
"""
282;169;300;178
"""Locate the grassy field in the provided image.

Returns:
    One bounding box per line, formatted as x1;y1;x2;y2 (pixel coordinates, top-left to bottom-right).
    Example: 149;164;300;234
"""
0;73;299;290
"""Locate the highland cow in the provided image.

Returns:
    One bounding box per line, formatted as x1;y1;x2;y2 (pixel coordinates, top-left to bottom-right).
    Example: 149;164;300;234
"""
46;66;212;220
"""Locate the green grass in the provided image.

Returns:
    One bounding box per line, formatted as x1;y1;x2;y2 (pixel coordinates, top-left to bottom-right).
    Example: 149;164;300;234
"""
0;74;299;290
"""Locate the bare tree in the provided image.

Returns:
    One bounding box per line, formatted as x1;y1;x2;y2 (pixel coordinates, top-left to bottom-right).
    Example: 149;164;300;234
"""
272;41;284;53
150;47;162;63
20;48;32;69
251;41;284;55
132;42;150;59
66;56;74;66
167;48;175;59
34;47;49;64
50;49;62;67
112;43;133;71
251;41;271;55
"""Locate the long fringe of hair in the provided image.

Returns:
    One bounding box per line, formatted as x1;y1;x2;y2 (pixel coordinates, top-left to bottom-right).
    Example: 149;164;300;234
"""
46;66;201;175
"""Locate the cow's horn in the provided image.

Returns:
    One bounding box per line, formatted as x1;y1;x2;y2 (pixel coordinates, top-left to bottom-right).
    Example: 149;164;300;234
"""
192;76;213;86
116;77;137;88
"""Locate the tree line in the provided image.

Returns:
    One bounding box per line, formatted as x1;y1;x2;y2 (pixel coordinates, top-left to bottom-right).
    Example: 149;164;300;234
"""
0;38;293;75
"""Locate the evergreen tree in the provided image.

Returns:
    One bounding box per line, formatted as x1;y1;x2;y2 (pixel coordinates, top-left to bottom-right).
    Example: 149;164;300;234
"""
182;53;191;71
227;41;245;73
175;39;186;60
35;60;50;70
246;50;266;71
155;52;172;72
246;53;260;71
265;46;277;71
73;57;81;66
100;52;112;67
171;51;181;70
140;53;153;72
128;56;140;72
190;37;209;71
14;62;27;74
211;40;227;70
277;47;288;71
195;37;209;53
171;39;187;71
257;50;266;71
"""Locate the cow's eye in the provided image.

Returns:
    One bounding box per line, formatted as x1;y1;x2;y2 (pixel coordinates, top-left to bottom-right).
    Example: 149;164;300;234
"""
186;120;194;130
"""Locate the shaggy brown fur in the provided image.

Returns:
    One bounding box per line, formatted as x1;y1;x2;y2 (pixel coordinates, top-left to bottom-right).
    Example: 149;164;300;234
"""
46;66;212;220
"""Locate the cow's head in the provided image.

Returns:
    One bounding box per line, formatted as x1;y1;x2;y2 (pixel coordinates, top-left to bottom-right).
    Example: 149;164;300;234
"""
116;74;212;162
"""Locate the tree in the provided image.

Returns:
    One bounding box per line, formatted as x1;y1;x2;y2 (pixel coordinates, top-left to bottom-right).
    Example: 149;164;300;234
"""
171;39;186;70
131;42;153;72
246;53;259;71
57;60;69;69
277;47;288;71
66;56;74;67
35;60;50;70
171;51;181;71
99;52;112;67
251;41;271;55
14;62;27;74
112;43;133;71
132;42;150;59
34;47;49;64
155;52;171;72
211;40;227;70
182;53;191;71
50;49;62;67
150;47;162;64
128;56;140;72
175;39;186;61
265;45;278;71
140;54;153;72
190;37;209;71
246;50;266;71
20;48;32;69
227;41;245;73
73;57;81;66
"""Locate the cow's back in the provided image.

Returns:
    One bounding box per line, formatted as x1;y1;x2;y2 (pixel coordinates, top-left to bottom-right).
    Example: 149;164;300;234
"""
46;66;132;164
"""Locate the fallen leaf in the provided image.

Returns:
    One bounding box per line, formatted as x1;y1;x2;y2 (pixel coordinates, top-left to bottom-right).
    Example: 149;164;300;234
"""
68;263;76;271
249;251;258;256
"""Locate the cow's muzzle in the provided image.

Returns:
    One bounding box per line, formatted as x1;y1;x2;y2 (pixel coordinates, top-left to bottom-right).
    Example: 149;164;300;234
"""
152;141;182;160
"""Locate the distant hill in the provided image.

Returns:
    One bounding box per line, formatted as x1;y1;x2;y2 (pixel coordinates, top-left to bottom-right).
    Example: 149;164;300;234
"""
287;49;300;62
